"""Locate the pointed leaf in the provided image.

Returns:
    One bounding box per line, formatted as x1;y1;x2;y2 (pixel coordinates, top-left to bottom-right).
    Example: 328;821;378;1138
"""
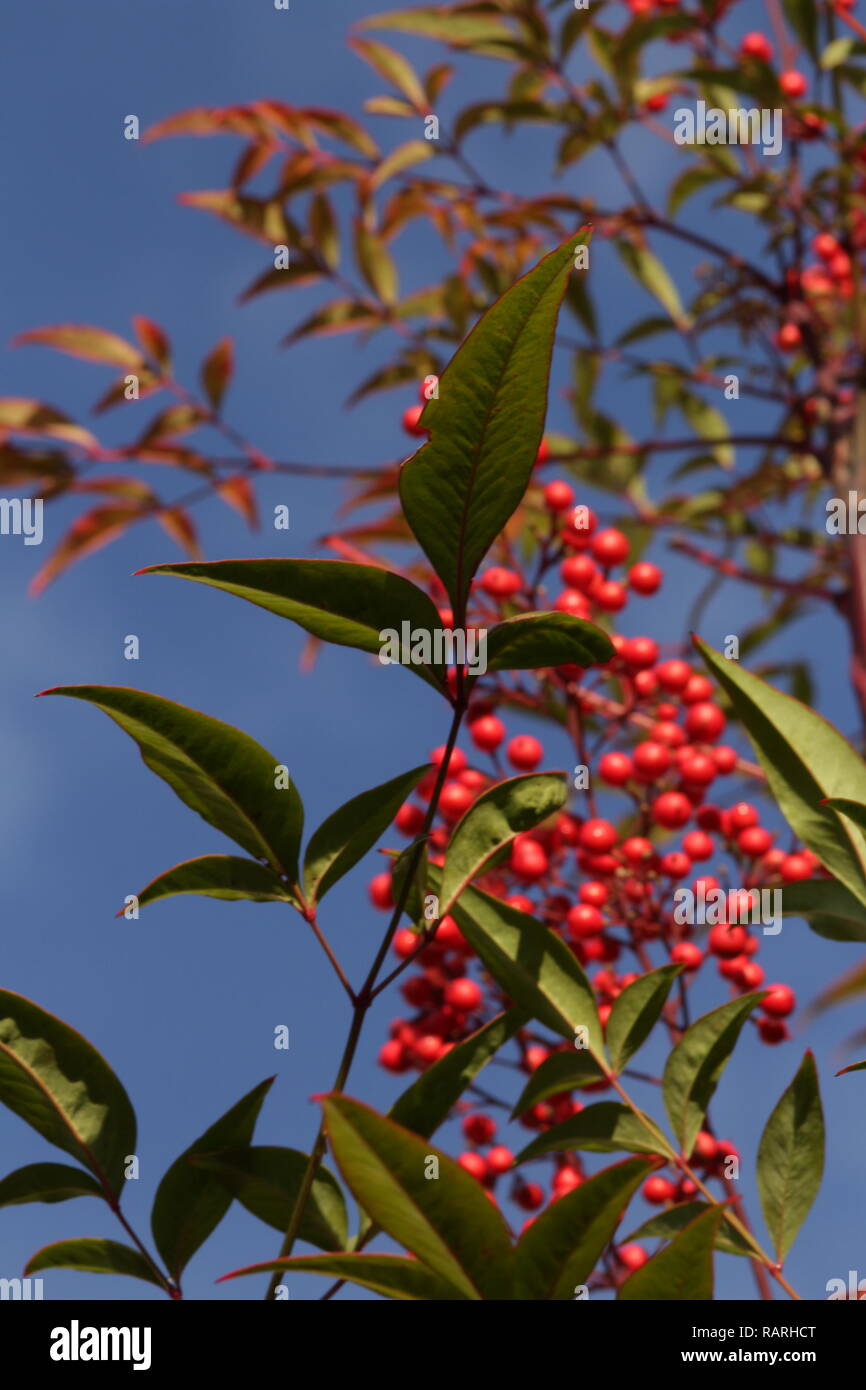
360;8;514;46
617;1205;723;1299
135;855;298;912
485;612;615;672
220;1252;468;1299
516;1102;673;1163
512;1050;606;1119
303;765;430;904
616;243;688;326
695;637;866;905
13;324;144;369
191;1147;347;1251
515;1157;653;1299
391;1008;527;1138
756;1051;824;1262
781;878;866;943
140;560;449;695
624;1201;755;1258
606;965;684;1074
24;1238;163;1287
0;1163;104;1208
0;990;135;1196
836;1059;866;1076
41;687;304;880
440;773;568;914
399;232;587;614
663;995;763;1155
439;876;604;1053
201;337;234;411
322;1095;513;1300
151;1078;273;1279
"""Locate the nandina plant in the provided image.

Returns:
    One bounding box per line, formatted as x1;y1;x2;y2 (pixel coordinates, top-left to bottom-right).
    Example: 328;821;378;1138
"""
7;234;866;1301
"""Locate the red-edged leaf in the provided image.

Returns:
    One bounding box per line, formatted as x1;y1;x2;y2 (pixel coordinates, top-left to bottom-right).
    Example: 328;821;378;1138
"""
13;325;144;369
201;338;234;411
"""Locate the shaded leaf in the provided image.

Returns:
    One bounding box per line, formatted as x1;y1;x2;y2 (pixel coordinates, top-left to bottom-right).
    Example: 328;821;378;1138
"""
391;1008;526;1137
663;995;763;1155
41;687;304;880
0;990;135;1196
516;1102;671;1163
134;855;298;913
781;878;866;943
191;1147;347;1251
757;1052;824;1262
618;1205;723;1299
512;1050;606;1118
220;1252;468;1299
0;1163;104;1208
606;965;684;1074
485;612;614;673
303;764;429;904
13;325;144;369
624;1201;754;1258
25;1239;163;1287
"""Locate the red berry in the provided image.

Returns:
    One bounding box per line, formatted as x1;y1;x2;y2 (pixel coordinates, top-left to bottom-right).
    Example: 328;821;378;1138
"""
643;1176;677;1204
623;636;659;669
561;554;599;592
739;961;765;989
524;1045;550;1071
762;983;796;1017
738;826;773;856
444;977;482;1011
486;1145;514;1175
661;850;691;878
618;1243;649;1271
378;1039;408;1072
814;233;841;261
679;753;717;786
552;1167;583;1198
396;802;425;836
462;1113;497;1145
656;659;692;692
708;923;749;958
628;561;662;595
652;719;687;749
622;835;654;867
758;1017;789;1044
535;438;551;467
579;818;618;852
479;566;522;600
681;674;714;705
439;782;474;823
594;580;628;612
591;528;631;567
599;751;633;785
632;741;672;782
727;801;759;833
671;941;704;970
567;903;605;940
470;714;506;753
780;70;808;99
685;702;726;742
369;872;394;910
781;853;812;882
712;746;737;774
458;1152;488;1180
652;792;692;829
515;1181;545;1211
544;480;575;512
554;589;591;618
431;745;467;774
776;322;803;352
580;881;609;907
511;837;549;880
393;928;419;959
740;31;773;62
507;735;544;771
402;404;429;437
683;830;714;861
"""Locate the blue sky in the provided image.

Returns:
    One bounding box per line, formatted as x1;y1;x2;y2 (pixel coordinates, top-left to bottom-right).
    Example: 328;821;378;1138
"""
1;0;863;1301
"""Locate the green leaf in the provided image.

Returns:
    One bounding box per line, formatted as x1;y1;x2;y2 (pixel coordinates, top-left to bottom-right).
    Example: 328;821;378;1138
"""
782;0;818;60
781;878;866;943
42;687;304;881
151;1077;273;1280
350;37;427;109
391;1008;526;1138
399;232;586;614
512;1050;606;1118
355;222;399;304
0;1163;104;1208
485;611;614;673
220;1252;468;1299
624;1201;755;1257
135;855;298;912
756;1051;824;1262
439;772;568;914
440;876;605;1052
25;1238;163;1287
322;1095;513;1300
303;765;429;905
0;989;136;1196
190;1147;347;1252
836;1059;866;1076
515;1157;653;1299
694;637;866;906
677;391;733;469
616;242;688;326
663;994;763;1155
516;1102;672;1163
140;559;449;695
618;1205;723;1299
606;965;684;1074
809;957;866;1016
13;324;144;369
360;8;514;47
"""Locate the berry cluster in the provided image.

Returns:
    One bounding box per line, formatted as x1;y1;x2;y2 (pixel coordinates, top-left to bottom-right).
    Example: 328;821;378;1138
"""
378;400;810;1262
